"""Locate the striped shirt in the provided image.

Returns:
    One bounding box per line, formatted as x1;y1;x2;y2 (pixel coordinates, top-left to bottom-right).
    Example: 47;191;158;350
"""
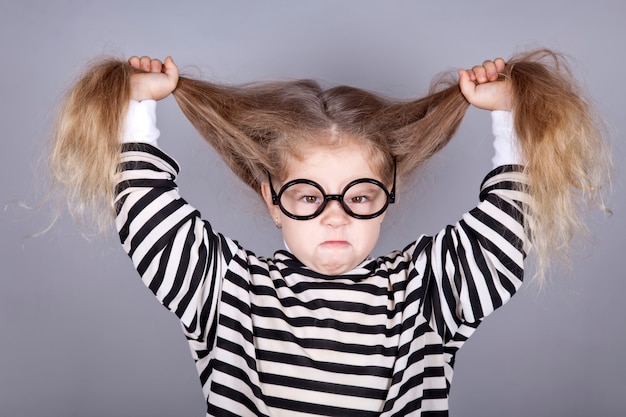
114;142;529;416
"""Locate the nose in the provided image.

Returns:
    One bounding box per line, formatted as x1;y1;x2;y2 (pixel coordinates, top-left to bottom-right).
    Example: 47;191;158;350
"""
320;199;349;227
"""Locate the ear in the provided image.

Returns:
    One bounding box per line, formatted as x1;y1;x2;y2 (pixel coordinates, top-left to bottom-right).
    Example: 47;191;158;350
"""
261;181;282;222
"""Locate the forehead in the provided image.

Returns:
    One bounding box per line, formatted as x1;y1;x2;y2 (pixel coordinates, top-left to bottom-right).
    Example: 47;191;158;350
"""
284;143;381;185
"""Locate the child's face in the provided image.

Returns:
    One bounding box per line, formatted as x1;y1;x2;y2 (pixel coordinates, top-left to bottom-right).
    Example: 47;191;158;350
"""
262;143;388;276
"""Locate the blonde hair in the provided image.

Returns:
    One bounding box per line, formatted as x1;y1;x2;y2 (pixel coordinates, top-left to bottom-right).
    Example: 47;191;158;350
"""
50;58;132;232
49;48;611;281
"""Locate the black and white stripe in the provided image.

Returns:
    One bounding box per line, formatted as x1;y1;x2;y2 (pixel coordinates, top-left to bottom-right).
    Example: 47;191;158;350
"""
115;143;529;416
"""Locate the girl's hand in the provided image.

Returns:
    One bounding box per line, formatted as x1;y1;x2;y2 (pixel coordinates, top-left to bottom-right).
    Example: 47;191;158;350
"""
458;58;512;111
128;56;179;101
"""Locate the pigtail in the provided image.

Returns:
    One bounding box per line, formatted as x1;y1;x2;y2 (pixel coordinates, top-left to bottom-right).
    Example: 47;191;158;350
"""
172;78;301;190
49;58;132;233
384;81;470;180
381;49;611;281
172;77;363;191
506;49;611;276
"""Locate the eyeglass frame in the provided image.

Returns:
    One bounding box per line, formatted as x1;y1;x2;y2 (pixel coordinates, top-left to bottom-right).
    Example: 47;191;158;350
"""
268;160;396;221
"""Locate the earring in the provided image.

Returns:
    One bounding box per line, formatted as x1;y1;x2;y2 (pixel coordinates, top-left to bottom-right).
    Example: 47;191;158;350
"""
274;218;282;229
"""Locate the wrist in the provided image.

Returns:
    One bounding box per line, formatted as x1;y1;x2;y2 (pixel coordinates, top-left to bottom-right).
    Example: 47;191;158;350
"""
130;81;154;102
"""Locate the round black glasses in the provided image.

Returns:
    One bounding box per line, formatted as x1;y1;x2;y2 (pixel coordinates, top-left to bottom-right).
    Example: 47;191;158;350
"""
269;163;396;221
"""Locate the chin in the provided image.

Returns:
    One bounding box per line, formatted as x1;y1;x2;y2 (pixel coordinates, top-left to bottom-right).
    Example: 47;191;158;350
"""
314;260;354;276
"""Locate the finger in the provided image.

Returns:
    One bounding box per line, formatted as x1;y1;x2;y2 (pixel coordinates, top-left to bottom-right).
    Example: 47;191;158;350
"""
471;65;487;83
494;57;506;73
128;56;140;69
139;56;152;72
150;58;163;73
465;68;477;82
482;60;499;81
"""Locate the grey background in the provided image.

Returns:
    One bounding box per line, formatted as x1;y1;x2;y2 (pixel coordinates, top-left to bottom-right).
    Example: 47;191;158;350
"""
1;1;624;416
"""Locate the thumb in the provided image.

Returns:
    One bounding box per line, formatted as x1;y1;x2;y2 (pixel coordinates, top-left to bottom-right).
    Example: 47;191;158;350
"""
163;56;180;85
458;69;476;102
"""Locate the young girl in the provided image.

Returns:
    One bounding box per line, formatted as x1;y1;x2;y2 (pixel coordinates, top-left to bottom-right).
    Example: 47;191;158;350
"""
50;50;609;416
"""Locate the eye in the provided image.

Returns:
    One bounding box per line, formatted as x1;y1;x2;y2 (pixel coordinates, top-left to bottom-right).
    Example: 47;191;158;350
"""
302;195;322;204
349;195;368;204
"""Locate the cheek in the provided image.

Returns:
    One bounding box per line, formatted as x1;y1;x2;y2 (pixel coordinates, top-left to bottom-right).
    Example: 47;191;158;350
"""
281;221;315;250
349;220;382;256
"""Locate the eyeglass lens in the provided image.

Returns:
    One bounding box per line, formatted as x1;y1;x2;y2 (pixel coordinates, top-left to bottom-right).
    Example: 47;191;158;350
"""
278;179;390;219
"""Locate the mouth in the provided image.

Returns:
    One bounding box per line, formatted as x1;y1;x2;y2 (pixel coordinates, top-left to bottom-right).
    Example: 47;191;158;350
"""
320;240;350;247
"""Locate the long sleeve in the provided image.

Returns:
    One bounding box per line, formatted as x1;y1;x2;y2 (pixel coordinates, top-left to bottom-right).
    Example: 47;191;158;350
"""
414;113;529;345
425;166;529;341
114;140;234;344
